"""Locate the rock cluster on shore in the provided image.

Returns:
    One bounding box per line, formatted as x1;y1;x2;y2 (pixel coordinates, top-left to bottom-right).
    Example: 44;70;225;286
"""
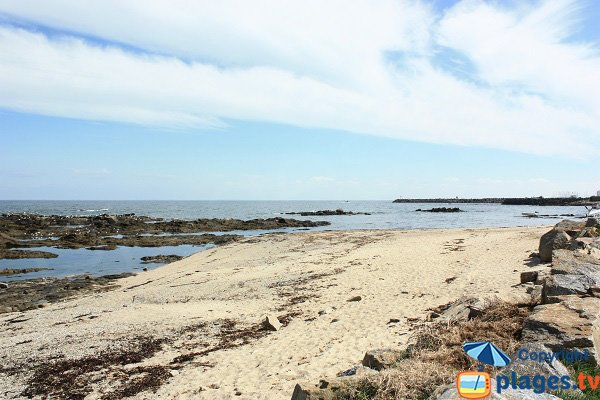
291;217;600;399
0;273;134;314
0;213;331;259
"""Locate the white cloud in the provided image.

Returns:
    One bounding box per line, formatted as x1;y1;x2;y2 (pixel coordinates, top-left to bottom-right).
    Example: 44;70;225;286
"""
0;0;598;156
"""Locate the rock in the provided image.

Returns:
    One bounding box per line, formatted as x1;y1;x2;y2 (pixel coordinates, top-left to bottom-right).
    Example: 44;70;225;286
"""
543;274;593;302
555;219;586;236
587;217;600;228
0;232;19;248
263;315;282;331
520;271;538;284
534;270;549;285
539;229;571;262
347;296;362;302
525;285;543;306
290;382;335;400
429;296;484;322
522;297;600;357
551;250;600;276
0;250;59;260
0;282;8;289
0;267;54;275
362;349;404;370
579;227;599;238
140;254;184;264
336;365;377;378
545;250;600;301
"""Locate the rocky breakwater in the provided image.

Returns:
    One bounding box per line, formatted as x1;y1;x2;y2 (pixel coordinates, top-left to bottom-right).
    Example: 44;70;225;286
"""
0;213;331;259
290;217;600;400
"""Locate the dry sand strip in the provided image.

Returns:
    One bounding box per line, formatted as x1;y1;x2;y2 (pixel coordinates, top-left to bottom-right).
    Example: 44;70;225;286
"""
0;226;549;400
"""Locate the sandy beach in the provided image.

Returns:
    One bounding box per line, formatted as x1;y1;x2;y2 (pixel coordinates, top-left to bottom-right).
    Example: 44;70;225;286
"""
0;226;550;399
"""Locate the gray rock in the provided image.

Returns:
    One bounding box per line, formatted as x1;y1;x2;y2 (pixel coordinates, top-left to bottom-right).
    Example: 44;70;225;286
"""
0;282;8;289
522;297;600;358
362;349;403;371
539;230;571;262
263;315;282;331
555;219;586;236
552;250;600;274
429;296;484;322
543;274;593;302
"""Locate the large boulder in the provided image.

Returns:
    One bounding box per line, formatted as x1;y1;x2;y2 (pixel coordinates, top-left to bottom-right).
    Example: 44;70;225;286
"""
543;274;594;302
539;230;571;262
555;219;586;236
521;297;600;358
551;249;600;277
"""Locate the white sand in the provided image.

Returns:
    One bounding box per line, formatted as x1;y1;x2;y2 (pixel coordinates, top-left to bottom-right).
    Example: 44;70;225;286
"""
0;226;549;399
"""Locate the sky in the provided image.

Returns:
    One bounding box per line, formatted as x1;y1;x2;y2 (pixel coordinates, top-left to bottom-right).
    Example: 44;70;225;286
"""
0;0;599;200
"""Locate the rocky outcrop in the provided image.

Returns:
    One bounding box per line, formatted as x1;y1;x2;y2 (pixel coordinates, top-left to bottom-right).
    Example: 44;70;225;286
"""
522;297;600;357
0;273;134;314
0;213;331;258
0;267;53;276
0;249;58;259
140;254;184;264
539;229;571;262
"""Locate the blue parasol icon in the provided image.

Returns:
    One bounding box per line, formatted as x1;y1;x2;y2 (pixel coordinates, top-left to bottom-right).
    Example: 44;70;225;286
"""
463;341;511;367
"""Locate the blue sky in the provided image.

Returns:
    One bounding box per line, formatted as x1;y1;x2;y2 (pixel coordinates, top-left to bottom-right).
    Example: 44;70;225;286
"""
0;0;599;200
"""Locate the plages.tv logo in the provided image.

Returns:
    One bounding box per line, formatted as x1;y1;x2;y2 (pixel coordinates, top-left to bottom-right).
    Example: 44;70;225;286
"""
456;341;511;399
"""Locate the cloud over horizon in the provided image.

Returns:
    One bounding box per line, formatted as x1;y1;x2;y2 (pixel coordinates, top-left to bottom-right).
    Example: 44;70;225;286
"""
0;0;598;157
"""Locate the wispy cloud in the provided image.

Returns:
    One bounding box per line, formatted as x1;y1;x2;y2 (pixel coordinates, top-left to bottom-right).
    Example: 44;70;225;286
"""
0;0;598;156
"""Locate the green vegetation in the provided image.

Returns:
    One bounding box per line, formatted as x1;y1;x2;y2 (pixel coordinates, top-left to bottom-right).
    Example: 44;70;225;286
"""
555;362;600;400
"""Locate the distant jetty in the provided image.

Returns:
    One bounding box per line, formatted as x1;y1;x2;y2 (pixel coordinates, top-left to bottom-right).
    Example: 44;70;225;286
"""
393;196;600;206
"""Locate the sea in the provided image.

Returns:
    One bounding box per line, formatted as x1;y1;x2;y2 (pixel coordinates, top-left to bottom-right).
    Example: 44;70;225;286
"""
0;200;587;281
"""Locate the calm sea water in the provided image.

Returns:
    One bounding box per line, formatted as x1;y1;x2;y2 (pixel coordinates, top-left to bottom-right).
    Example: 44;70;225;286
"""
0;200;587;281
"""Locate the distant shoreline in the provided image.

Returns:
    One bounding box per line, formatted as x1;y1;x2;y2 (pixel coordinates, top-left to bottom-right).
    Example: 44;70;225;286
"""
393;196;600;206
